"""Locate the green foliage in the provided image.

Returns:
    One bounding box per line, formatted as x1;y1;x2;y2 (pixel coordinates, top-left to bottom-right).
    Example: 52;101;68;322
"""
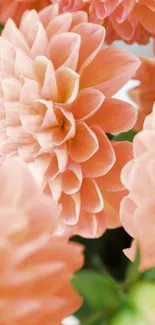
110;306;149;325
123;246;140;290
112;130;137;142
0;24;4;33
73;270;122;323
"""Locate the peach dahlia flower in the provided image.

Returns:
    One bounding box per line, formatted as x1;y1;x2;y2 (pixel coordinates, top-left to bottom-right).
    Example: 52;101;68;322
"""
0;159;84;324
0;4;140;238
56;0;155;44
129;56;155;131
0;0;52;25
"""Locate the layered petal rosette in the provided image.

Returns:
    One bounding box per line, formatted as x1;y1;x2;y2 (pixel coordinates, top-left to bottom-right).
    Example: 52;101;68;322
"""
120;111;155;270
0;4;140;237
0;159;84;324
56;0;155;44
0;0;51;25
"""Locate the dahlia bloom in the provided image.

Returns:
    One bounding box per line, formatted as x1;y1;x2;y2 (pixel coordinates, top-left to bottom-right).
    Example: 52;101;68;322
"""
0;0;51;25
129;57;155;131
0;159;84;324
120;120;155;270
0;4;140;238
56;0;155;44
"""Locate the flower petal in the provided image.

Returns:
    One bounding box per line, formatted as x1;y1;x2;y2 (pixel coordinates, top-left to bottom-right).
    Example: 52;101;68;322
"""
72;88;104;121
72;23;105;73
80;48;141;96
103;189;128;229
60;192;81;225
75;209;106;238
97;141;133;191
62;160;82;195
87;98;137;132
82;126;115;177
56;67;80;103
81;178;104;213
46;13;73;39
69;121;99;162
49;32;81;70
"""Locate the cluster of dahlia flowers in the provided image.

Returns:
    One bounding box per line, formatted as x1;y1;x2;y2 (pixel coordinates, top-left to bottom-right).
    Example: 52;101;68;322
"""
0;0;155;323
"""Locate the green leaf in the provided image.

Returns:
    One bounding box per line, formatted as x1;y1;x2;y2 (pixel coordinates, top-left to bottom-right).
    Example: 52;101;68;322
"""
73;270;121;314
0;24;4;33
124;246;140;290
141;268;155;281
110;306;149;325
112;130;137;142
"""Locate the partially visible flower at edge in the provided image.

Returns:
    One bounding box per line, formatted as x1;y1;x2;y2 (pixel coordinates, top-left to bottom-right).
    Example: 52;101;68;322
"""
0;0;51;25
54;0;155;44
120;106;155;271
0;158;84;324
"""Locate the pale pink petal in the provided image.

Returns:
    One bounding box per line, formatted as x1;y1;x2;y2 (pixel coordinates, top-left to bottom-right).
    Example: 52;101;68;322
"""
39;4;59;27
121;159;135;193
31;23;49;58
18;143;40;162
3;19;29;53
15;50;35;80
46;13;73;39
49;33;81;70
48;174;62;202
2;78;21;100
133;130;155;158
20;79;40;104
120;195;137;237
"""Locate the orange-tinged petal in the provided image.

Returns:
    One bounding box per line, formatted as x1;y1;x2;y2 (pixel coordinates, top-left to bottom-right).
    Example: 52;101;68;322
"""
82;126;115;177
62;159;82;194
60;192;81;225
80;48;141;96
97;141;133;191
81;178;104;213
69;121;99;162
87;98;137;133
73;22;105;73
72;88;104;121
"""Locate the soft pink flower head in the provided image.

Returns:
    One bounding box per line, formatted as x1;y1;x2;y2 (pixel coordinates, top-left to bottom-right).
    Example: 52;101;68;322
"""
0;0;51;25
0;4;140;238
0;159;84;323
120;117;155;271
56;0;155;44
